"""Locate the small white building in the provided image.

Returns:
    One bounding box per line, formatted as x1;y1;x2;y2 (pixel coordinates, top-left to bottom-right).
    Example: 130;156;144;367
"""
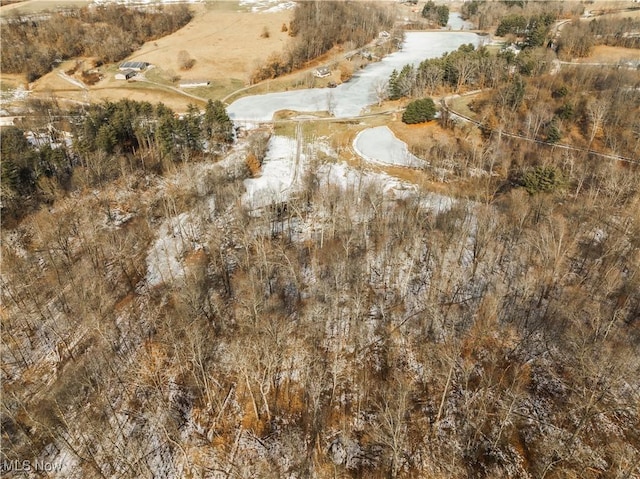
179;80;211;88
115;70;136;80
314;67;331;78
502;43;522;56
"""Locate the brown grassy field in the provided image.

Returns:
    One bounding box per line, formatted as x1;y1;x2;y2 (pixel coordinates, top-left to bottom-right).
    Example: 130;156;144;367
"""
579;45;640;64
125;3;293;84
15;3;294;111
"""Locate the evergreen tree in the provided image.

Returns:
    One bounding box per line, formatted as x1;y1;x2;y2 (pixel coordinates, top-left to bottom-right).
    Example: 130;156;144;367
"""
96;124;118;154
422;1;449;27
545;120;561;143
402;98;437;124
0;127;39;196
388;69;401;100
521;165;564;194
204;100;234;143
155;105;177;158
180;104;203;153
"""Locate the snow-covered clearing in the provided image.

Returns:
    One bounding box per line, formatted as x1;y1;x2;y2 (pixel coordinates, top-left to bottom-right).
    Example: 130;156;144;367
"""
318;161;454;215
353;126;426;168
242;136;299;209
319;161;415;199
241;132;325;211
145;211;207;287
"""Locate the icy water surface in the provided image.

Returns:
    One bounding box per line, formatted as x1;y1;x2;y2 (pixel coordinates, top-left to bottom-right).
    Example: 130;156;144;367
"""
353;126;425;168
446;12;474;31
228;31;480;121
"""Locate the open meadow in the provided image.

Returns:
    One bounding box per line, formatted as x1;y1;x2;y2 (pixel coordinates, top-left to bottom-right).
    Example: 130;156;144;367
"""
4;1;295;110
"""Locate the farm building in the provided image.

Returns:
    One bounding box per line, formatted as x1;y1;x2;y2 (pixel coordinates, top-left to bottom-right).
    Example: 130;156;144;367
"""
119;61;148;72
314;67;331;78
115;70;136;80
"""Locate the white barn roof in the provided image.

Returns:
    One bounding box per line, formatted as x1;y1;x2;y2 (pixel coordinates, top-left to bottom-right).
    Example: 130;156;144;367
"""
119;61;147;71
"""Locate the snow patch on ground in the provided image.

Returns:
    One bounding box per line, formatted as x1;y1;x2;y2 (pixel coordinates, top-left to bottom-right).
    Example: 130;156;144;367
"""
318;161;455;215
0;85;29;107
318;162;415;200
353;126;426;168
239;0;295;13
242;135;302;210
57;72;86;90
145;213;201;287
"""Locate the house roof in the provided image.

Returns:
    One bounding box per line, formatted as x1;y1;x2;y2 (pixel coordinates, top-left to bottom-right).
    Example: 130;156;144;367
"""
119;61;147;70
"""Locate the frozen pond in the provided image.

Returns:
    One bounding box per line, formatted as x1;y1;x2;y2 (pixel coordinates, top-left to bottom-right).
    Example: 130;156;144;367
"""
354;126;425;168
446;12;474;31
228;31;480;121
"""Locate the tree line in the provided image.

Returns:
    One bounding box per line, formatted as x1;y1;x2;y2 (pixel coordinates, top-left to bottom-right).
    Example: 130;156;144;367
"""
1;4;192;81
251;1;394;83
0;99;233;222
461;0;581;31
386;35;638;159
471;64;639;157
495;12;555;47
557;16;640;59
387;43;541;98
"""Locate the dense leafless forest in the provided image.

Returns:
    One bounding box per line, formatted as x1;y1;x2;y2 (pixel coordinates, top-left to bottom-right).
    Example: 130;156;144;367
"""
1;4;192;81
1;1;640;478
251;1;394;82
2;118;639;477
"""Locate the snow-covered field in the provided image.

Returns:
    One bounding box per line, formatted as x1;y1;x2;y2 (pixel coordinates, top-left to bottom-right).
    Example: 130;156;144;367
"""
228;31;480;121
353;126;426;168
318;161;415;199
239;130;455;215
